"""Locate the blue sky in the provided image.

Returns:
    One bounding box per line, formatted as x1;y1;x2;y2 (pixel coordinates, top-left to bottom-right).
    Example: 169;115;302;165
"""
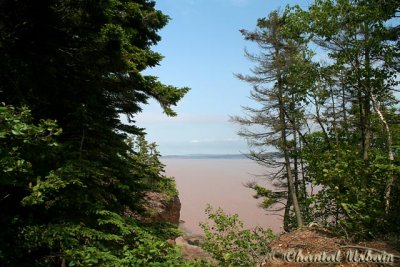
134;0;310;155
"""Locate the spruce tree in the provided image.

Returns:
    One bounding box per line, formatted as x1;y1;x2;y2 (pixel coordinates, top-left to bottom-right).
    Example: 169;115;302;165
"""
233;11;305;229
0;0;189;265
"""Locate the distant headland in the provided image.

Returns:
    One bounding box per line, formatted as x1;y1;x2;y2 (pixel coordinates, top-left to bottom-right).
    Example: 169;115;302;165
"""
161;152;282;160
161;154;248;159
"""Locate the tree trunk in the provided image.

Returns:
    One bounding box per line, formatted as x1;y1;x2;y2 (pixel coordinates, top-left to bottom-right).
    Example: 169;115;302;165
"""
341;81;348;133
330;85;339;147
290;99;300;198
370;93;395;214
277;78;303;227
284;186;293;232
314;94;330;145
363;24;372;162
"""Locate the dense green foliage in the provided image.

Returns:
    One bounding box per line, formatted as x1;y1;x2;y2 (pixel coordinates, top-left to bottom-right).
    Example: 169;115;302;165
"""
236;0;400;239
128;135;178;200
0;104;198;266
0;104;60;263
200;205;275;267
0;0;194;266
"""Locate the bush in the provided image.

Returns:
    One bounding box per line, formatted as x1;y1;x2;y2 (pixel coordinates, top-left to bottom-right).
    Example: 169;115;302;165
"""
200;205;275;267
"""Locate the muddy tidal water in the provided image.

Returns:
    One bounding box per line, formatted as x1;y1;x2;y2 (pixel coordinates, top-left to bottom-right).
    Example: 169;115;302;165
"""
161;159;283;235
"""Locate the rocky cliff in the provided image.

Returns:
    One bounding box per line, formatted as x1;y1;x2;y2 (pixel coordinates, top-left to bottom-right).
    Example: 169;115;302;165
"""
143;191;181;225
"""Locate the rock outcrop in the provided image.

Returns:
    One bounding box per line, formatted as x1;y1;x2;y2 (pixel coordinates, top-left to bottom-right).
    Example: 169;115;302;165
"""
143;192;181;225
126;190;213;261
126;191;181;226
174;236;213;261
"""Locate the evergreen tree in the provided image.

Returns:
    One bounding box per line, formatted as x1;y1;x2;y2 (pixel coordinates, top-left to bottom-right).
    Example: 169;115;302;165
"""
233;11;305;229
0;0;189;265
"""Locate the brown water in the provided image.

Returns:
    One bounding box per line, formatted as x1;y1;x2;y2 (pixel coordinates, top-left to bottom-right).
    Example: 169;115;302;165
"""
161;158;283;235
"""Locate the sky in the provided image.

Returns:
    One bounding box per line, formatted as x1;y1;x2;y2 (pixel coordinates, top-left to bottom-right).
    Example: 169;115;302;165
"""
133;0;311;155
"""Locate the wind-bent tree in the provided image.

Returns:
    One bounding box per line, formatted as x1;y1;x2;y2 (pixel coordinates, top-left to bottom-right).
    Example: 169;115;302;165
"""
0;0;190;265
233;11;306;229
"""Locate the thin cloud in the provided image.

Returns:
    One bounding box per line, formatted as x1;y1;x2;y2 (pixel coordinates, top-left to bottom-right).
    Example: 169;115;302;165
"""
134;113;229;124
189;138;240;144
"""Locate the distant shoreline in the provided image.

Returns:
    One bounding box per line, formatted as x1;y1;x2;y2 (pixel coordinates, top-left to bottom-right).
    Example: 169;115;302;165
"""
161;152;281;160
161;154;248;160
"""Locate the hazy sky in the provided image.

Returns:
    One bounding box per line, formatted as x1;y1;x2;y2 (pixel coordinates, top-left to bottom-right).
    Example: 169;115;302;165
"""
134;0;310;155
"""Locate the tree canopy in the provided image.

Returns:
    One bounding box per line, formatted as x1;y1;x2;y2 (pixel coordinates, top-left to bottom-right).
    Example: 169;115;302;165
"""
0;0;191;266
235;0;400;238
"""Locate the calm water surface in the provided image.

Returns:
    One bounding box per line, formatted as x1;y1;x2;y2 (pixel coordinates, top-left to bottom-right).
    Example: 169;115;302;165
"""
161;159;283;235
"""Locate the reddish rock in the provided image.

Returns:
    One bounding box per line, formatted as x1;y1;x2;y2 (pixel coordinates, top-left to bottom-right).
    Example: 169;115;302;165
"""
174;236;213;261
126;192;181;226
143;192;181;225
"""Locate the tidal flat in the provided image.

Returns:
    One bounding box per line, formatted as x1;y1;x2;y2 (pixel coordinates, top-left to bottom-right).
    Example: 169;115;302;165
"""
162;158;283;234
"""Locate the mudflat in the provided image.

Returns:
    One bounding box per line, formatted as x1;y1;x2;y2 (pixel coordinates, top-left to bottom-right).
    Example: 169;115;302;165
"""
162;158;283;234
